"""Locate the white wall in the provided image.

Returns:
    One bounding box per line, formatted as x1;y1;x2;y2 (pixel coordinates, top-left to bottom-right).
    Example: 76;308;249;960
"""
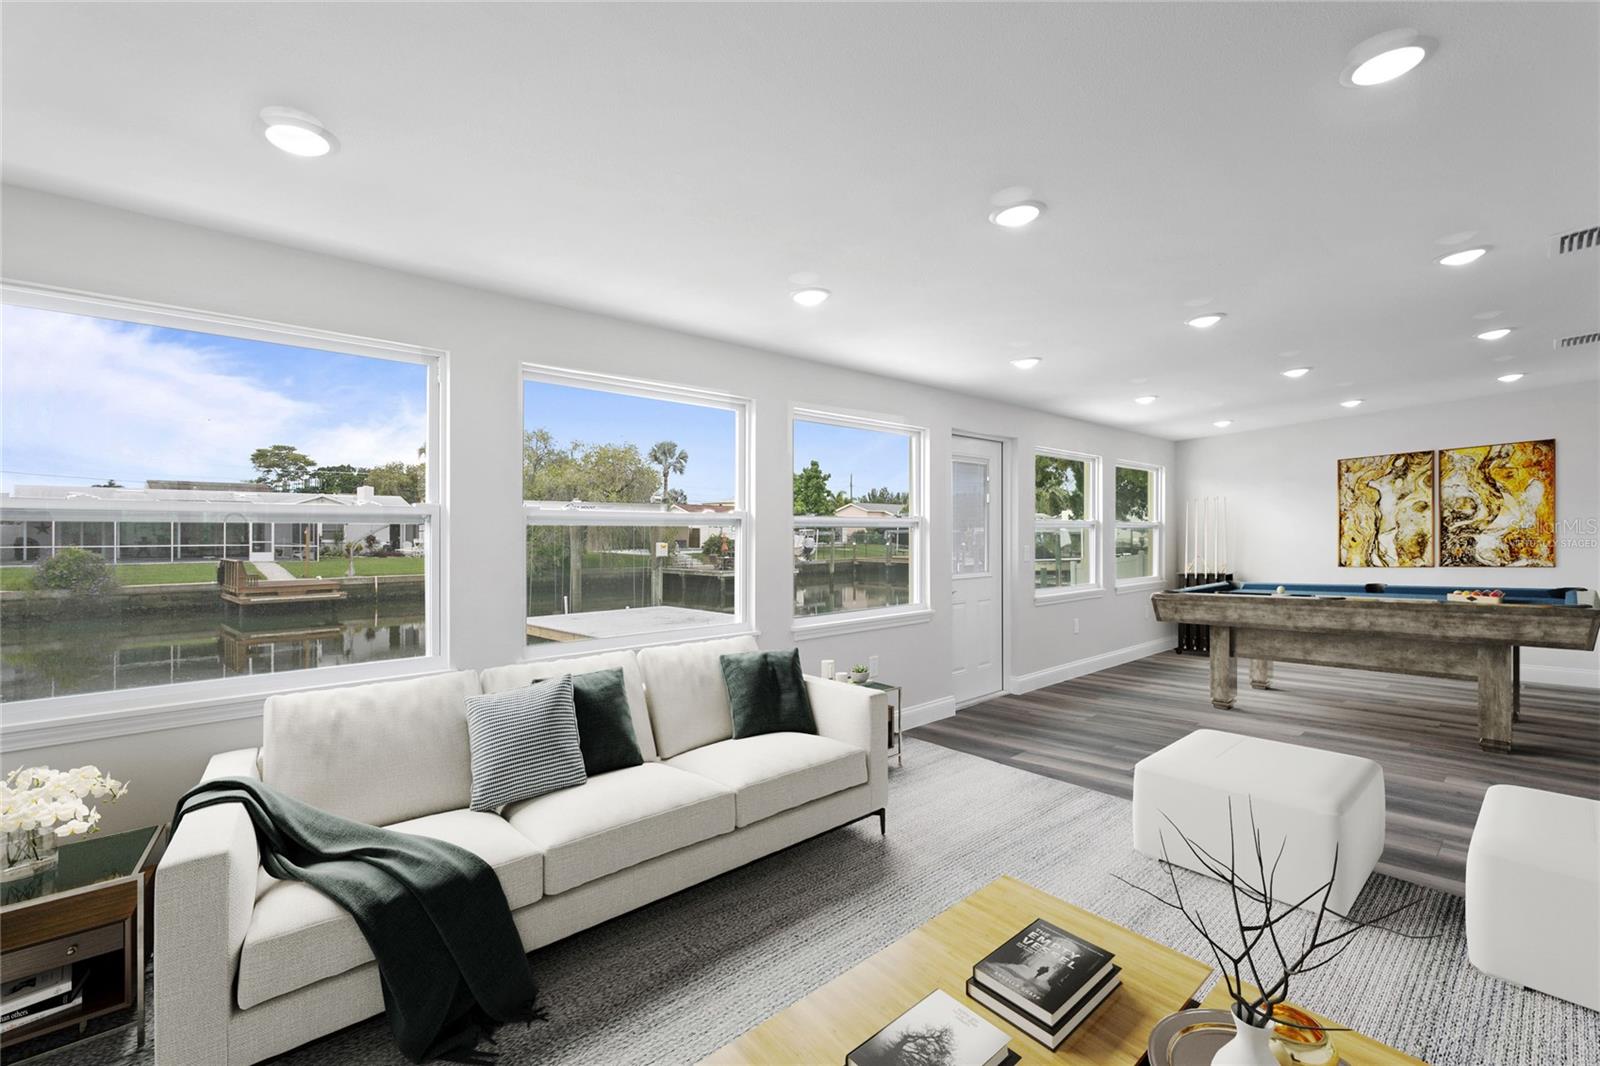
1175;386;1600;688
0;186;1177;832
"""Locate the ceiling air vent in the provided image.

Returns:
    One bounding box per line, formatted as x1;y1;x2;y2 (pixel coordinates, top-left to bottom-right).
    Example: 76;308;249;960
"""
1555;331;1600;349
1550;225;1600;256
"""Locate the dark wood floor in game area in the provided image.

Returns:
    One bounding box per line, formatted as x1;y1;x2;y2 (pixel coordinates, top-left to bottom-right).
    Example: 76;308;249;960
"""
909;650;1600;896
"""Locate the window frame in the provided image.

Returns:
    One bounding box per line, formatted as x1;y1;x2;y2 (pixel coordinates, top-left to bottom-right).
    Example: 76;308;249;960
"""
520;364;754;658
1112;459;1165;590
1033;447;1102;603
790;406;930;638
0;282;449;742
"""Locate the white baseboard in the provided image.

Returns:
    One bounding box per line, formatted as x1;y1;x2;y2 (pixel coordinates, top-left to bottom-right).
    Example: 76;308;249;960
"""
901;696;957;730
1007;637;1173;695
1523;664;1600;690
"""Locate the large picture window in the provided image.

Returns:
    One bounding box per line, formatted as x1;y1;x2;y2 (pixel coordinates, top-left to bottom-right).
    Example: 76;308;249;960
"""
523;368;748;649
792;411;925;626
1034;450;1098;595
1114;462;1163;584
0;291;441;710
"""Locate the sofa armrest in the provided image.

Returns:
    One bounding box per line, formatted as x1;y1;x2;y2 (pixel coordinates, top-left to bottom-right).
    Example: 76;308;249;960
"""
155;748;261;1066
805;676;888;816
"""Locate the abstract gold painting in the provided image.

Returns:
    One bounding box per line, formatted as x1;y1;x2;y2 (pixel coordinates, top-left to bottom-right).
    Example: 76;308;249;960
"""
1439;439;1556;567
1337;451;1434;567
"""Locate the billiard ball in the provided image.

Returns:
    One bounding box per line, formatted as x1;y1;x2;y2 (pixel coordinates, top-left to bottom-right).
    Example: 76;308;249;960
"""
1274;585;1287;596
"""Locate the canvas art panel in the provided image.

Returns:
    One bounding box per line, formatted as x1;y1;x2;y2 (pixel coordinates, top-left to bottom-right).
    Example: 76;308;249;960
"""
1337;451;1435;567
1438;439;1556;567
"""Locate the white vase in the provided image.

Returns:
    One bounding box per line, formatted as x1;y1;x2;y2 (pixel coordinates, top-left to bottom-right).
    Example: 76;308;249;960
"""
1212;1004;1279;1066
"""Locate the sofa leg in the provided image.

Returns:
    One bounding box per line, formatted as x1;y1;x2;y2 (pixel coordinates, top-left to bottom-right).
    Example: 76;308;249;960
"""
876;808;886;836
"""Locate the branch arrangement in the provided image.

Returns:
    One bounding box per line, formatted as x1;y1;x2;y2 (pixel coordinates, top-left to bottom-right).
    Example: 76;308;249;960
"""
1115;797;1439;1029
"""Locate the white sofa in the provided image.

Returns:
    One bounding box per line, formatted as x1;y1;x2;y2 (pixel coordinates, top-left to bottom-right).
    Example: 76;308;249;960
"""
1466;784;1600;1010
1132;730;1386;915
153;636;887;1066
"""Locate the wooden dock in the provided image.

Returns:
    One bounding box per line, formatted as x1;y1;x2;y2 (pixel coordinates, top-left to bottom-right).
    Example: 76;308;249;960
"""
218;559;347;607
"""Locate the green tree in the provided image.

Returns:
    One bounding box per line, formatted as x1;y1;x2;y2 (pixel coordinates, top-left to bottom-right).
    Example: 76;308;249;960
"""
1036;455;1084;519
34;547;116;596
647;441;688;503
250;445;316;492
363;462;424;503
522;429;657;504
1115;466;1152;521
314;463;367;494
793;460;836;516
860;486;908;505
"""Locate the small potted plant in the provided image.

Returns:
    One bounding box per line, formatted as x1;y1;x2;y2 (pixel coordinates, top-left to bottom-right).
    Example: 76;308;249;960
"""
850;663;871;684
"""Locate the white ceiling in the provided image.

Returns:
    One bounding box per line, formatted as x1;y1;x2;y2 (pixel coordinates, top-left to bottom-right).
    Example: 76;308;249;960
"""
3;2;1597;440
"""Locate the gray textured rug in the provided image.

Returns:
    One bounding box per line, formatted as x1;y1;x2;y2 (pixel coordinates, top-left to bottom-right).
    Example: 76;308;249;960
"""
17;738;1597;1065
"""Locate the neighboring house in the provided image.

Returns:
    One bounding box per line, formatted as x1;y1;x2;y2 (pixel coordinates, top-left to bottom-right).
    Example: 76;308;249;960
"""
668;501;738;549
0;483;422;564
830;501;906;541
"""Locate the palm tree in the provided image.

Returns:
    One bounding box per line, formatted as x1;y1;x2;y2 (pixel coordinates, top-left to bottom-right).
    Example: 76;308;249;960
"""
648;440;689;503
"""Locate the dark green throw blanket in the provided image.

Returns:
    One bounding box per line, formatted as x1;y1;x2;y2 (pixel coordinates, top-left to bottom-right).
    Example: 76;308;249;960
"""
173;777;541;1064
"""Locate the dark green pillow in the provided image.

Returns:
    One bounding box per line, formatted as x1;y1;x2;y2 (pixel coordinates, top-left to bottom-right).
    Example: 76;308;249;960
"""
720;649;817;739
564;668;644;776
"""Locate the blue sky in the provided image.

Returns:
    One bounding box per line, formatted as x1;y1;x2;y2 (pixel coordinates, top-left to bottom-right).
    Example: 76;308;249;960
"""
792;420;910;499
1;306;427;492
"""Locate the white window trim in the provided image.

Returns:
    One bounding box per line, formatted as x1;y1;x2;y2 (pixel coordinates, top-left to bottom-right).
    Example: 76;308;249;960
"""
520;365;754;653
1112;459;1165;587
1032;447;1102;602
790;406;929;635
0;282;449;744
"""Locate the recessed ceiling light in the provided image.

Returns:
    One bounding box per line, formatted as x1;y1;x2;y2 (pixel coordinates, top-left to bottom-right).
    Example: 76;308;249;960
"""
1212;420;1233;428
1437;247;1488;267
1134;395;1158;405
989;202;1045;228
1476;328;1513;341
1340;399;1364;408
1497;373;1524;383
790;287;830;307
1010;357;1042;370
1185;313;1226;329
257;106;337;157
1341;29;1433;87
1282;367;1312;379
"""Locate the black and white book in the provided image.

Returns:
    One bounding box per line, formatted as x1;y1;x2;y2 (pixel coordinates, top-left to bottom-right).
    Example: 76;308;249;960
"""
965;967;1122;1049
1;966;73;1015
845;989;1013;1066
971;917;1116;1026
0;969;87;1033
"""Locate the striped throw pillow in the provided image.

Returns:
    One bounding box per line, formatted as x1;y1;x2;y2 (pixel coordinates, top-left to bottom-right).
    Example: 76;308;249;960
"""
465;674;587;812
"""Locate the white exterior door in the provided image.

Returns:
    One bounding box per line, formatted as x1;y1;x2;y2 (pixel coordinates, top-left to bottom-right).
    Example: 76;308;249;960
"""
950;436;1003;706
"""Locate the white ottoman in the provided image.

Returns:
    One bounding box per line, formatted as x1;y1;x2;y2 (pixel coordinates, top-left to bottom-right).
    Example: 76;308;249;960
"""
1132;730;1386;914
1466;784;1600;1010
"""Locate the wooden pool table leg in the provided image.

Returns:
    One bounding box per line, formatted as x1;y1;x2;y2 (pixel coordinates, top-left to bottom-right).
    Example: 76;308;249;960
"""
1249;658;1273;690
1210;625;1237;709
1477;644;1515;752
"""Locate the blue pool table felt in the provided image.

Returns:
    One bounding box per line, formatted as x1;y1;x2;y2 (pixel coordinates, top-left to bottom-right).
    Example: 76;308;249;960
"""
1231;583;1588;606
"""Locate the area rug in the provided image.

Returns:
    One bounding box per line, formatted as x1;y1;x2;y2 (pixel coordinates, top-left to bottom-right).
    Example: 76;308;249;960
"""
24;738;1597;1065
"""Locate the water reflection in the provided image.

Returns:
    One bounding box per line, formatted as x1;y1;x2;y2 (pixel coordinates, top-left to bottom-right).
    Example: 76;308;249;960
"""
1;605;426;702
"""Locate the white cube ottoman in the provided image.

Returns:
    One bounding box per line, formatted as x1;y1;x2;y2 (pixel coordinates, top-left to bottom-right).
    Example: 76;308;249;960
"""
1466;784;1600;1010
1132;730;1386;914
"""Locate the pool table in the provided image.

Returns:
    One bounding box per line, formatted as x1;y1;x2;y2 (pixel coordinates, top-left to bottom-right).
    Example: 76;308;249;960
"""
1150;582;1600;752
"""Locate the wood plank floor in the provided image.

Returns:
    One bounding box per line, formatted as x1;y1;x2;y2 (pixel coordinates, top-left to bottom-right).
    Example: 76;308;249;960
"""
910;651;1600;896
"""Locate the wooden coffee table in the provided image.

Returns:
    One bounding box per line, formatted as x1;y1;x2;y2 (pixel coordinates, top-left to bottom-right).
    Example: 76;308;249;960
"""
1198;983;1426;1065
704;875;1211;1064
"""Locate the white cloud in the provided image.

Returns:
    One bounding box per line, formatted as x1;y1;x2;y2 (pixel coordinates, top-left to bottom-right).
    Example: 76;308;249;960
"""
0;306;425;491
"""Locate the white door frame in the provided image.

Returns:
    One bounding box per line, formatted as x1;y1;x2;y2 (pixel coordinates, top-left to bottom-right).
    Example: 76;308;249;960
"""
950;431;1009;708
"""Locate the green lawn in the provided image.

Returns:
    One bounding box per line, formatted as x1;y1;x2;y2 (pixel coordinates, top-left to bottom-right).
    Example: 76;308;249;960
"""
1;562;231;590
278;556;426;578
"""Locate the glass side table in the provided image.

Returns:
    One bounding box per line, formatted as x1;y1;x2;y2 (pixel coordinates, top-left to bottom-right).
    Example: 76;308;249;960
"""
1;824;164;1053
861;680;903;767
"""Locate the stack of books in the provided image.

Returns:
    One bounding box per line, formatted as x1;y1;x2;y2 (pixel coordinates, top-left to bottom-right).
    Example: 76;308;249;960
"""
965;917;1122;1049
1;965;87;1035
845;989;1017;1066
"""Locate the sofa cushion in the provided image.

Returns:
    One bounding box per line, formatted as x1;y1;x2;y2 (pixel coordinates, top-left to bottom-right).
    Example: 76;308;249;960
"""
466;676;587;812
571;668;646;776
262;670;480;826
720;649;816;739
481;650;657;762
665;733;868;828
503;762;734;895
235;808;542;1010
636;635;758;758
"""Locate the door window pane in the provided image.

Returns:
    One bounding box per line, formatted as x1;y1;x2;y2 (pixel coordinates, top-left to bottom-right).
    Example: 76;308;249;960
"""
952;459;988;575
